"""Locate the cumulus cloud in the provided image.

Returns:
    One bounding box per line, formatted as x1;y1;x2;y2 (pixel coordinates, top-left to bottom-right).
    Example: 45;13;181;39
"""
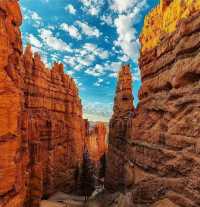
85;60;121;77
76;21;101;38
27;34;42;48
110;0;137;13
63;42;109;72
65;4;76;14
80;0;104;16
85;64;105;76
111;0;148;61
83;43;109;59
60;23;81;40
40;28;71;51
63;56;77;67
22;8;43;27
114;15;139;60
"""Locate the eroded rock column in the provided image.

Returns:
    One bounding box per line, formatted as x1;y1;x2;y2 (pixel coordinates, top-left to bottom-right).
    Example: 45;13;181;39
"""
105;65;135;191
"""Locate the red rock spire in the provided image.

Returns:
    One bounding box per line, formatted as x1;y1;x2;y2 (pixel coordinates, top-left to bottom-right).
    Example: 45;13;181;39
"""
113;64;134;118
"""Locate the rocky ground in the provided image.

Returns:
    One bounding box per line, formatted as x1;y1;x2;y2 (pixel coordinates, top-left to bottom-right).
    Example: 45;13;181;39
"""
40;191;132;207
40;192;85;207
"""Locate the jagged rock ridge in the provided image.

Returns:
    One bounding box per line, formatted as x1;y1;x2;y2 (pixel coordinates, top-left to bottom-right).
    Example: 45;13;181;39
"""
0;1;107;207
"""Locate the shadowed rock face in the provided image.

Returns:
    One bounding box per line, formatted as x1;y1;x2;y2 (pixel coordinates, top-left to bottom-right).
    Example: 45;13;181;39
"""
106;1;200;206
105;65;135;191
0;1;86;206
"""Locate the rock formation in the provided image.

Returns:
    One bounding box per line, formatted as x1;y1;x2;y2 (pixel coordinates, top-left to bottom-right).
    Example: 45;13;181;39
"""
105;64;134;191
106;1;200;206
0;1;86;206
85;122;107;162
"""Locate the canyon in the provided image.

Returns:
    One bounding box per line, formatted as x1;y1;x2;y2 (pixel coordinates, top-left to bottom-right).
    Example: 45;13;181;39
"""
1;0;200;207
0;1;106;207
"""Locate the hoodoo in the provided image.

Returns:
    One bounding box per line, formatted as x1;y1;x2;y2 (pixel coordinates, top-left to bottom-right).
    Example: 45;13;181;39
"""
105;64;135;191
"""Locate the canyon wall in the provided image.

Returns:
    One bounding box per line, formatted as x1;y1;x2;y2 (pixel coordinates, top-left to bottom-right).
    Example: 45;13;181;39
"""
86;122;107;162
106;1;200;206
0;1;85;206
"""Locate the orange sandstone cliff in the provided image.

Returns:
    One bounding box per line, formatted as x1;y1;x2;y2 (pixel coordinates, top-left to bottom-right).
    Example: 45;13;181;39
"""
85;121;107;162
0;1;86;207
106;0;200;206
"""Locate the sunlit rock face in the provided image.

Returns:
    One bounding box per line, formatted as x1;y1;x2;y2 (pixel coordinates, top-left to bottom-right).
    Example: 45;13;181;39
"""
105;65;135;192
0;1;85;206
86;122;107;162
140;0;200;53
106;0;200;206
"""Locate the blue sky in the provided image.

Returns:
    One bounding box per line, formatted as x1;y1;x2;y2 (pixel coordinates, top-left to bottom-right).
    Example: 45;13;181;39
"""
20;0;159;122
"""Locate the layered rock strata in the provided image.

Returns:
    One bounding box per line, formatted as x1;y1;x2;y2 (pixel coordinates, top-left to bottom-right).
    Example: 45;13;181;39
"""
105;65;135;191
141;0;200;53
106;1;200;206
86;122;107;162
0;1;85;206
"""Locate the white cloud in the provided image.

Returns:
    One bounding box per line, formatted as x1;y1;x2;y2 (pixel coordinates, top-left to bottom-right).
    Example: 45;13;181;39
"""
80;0;104;16
100;15;113;26
110;0;148;61
83;43;109;59
110;0;139;13
84;60;121;77
132;67;141;81
63;56;77;67
65;4;76;14
63;43;108;70
31;11;42;21
76;20;101;38
109;72;118;78
27;34;42;48
83;101;112;122
22;8;43;27
60;23;81;40
114;14;139;60
94;78;104;87
40;28;71;51
118;54;130;62
74;78;83;87
66;70;74;76
85;64;104;76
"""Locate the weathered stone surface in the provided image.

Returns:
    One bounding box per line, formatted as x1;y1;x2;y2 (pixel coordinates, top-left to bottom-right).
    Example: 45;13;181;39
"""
106;1;200;206
86;122;107;162
0;1;86;207
140;0;200;53
105;64;134;191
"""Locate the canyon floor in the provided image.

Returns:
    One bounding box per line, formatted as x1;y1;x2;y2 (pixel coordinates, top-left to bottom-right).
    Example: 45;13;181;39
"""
40;191;128;207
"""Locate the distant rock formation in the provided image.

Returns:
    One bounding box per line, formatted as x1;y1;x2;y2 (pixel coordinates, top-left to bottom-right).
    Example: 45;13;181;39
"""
85;121;107;162
0;1;86;207
106;1;200;206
